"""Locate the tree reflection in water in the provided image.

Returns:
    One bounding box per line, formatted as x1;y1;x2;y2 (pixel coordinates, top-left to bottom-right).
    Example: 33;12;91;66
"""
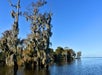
0;60;75;75
24;69;50;75
0;66;50;75
14;63;18;75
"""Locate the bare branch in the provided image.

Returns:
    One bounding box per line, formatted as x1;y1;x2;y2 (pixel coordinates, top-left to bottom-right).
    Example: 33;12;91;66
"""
8;0;17;8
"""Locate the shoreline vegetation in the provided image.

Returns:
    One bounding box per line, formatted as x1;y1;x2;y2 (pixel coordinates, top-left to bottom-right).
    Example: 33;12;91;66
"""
0;0;81;70
0;47;81;68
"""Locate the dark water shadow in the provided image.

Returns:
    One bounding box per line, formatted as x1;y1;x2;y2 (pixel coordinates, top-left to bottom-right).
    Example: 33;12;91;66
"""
55;59;75;66
14;65;18;75
23;69;50;75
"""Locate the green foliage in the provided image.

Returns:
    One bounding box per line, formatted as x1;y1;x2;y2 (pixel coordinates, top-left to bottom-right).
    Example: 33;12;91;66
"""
23;0;52;56
0;52;5;60
54;46;78;61
77;51;81;57
0;52;2;60
55;46;64;55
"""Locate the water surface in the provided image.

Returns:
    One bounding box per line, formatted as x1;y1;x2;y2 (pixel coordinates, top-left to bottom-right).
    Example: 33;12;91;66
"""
0;58;102;75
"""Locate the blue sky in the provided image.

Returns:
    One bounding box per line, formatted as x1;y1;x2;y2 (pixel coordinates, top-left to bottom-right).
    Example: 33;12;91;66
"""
0;0;102;57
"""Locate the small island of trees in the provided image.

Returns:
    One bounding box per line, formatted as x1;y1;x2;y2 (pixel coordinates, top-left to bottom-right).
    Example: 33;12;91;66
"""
0;0;81;70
